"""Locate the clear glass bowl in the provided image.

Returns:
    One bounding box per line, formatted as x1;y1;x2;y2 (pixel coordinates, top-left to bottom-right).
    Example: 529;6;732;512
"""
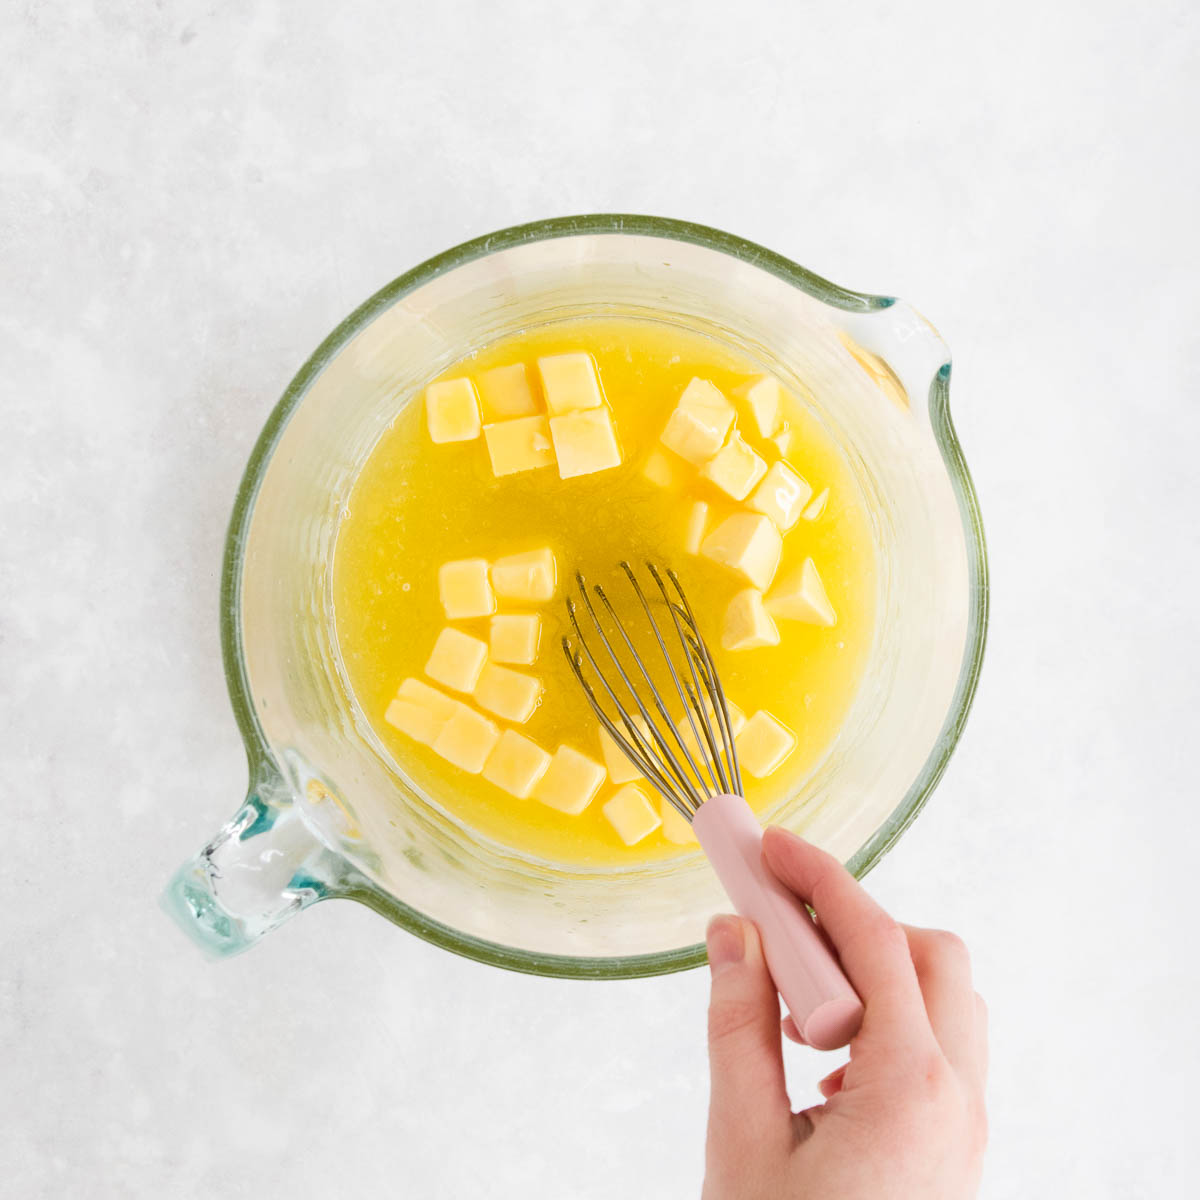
163;214;988;976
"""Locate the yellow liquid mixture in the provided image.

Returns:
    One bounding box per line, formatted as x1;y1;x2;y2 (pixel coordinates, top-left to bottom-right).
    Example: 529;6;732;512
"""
333;318;877;865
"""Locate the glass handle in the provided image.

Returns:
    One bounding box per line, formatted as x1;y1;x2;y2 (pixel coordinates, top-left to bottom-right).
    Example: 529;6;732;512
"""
834;299;952;424
162;765;339;957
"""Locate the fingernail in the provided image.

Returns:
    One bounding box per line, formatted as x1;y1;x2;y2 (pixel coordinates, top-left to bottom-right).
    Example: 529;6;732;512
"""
817;1063;848;1098
706;915;745;975
764;825;801;845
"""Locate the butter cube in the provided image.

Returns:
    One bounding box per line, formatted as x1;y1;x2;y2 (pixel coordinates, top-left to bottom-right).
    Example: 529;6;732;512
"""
735;376;784;438
681;696;744;758
482;729;552;798
700;512;783;590
747;461;814;531
722;589;781;651
483;415;556;476
432;704;501;773
770;423;793;457
531;745;606;815
492;548;556;604
384;699;445;746
395;677;460;722
438;558;496;620
473;662;542;724
537;352;604;415
801;487;829;521
684;501;710;555
660;378;736;465
676;713;719;767
477;363;539;420
660;799;698;845
425;627;489;693
643;447;688;489
599;717;649;785
425;377;481;443
700;433;768;501
603;784;662;845
676;698;744;762
550;407;622;478
766;558;837;627
489;613;541;665
736;711;797;778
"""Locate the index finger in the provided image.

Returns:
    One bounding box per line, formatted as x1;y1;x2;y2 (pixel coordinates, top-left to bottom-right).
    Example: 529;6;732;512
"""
761;827;934;1046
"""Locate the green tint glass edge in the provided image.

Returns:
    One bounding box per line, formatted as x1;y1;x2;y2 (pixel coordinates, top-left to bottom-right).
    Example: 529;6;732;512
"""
217;214;987;980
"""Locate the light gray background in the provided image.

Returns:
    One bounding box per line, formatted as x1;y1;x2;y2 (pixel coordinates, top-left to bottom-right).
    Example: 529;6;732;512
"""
4;1;1197;1197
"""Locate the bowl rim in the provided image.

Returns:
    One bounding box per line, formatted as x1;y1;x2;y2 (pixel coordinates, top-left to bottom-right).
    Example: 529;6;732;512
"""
218;213;989;978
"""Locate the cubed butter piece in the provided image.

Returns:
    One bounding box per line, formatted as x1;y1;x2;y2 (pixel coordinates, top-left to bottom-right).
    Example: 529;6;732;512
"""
438;557;495;620
537;352;604;415
425;377;481;443
473;662;542;724
684;500;710;555
425;627;489;693
492;548;556;604
395;677;459;722
642;447;688;489
483;415;556;476
531;745;606;815
700;433;768;501
676;698;744;761
659;378;736;465
432;704;501;773
477;362;539;420
676;713;718;766
603;784;662;845
384;698;445;746
550;407;622;478
766;558;837;627
482;729;552;798
736;711;796;778
735;376;784;438
660;799;697;846
722;588;781;651
700;512;783;590
770;423;793;457
489;613;541;665
747;461;813;531
801;487;829;521
599;717;649;786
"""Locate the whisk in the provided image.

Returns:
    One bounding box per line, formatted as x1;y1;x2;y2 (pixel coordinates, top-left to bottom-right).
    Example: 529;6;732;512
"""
563;561;864;1051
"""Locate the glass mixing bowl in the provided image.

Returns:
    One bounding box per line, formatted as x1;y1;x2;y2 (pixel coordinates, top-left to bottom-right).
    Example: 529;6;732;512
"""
163;214;987;976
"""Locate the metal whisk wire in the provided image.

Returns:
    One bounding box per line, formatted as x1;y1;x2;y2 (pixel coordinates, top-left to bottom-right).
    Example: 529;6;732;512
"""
563;565;863;1052
562;562;743;820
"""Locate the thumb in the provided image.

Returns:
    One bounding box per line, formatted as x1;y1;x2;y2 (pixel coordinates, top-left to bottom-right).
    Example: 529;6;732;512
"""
705;916;792;1155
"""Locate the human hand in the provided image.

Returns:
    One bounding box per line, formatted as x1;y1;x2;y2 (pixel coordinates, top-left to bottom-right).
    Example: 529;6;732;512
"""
702;827;988;1200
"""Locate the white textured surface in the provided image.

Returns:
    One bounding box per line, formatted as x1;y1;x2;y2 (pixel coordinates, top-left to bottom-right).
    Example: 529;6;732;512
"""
3;2;1198;1196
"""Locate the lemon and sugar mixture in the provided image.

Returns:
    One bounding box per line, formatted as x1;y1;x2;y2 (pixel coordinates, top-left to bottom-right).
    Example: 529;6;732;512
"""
332;318;876;865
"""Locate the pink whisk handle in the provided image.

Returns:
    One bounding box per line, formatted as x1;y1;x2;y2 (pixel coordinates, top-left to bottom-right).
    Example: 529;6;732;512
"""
692;793;863;1051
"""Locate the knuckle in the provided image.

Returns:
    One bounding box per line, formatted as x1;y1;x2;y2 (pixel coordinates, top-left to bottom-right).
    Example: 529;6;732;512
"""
844;912;907;961
869;916;911;960
932;929;971;963
917;929;971;973
708;997;765;1046
906;1050;956;1105
921;1049;953;1085
808;866;841;912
